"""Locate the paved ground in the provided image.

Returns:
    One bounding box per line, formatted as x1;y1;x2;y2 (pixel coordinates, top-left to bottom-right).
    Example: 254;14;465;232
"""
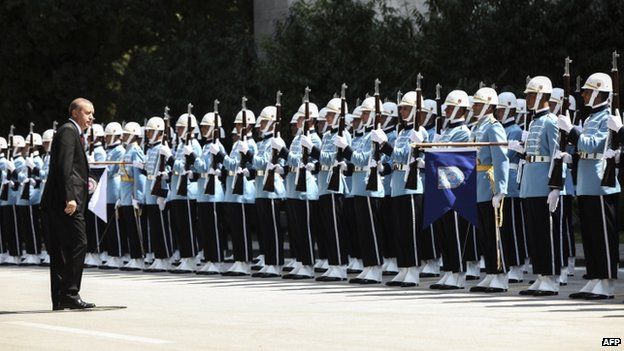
0;265;623;351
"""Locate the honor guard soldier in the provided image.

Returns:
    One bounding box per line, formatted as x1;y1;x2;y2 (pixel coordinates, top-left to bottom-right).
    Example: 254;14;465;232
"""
39;129;55;266
468;87;510;294
3;134;26;265
100;122;125;269
196;108;227;275
313;92;351;282
84;124;107;268
284;98;322;279
342;105;363;275
342;93;386;284
509;76;562;296
514;98;532;272
383;90;428;287
118;122;147;271
168;109;202;273
495;92;526;284
17;130;43;265
430;90;473;290
221;102;257;276
562;72;620;299
0;137;7;264
250;104;287;278
143;115;174;272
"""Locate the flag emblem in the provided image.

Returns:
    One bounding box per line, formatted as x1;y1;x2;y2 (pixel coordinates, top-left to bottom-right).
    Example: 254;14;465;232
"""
438;166;465;189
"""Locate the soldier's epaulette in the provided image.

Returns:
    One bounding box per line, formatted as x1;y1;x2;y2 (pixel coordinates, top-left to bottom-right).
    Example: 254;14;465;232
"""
489;115;500;125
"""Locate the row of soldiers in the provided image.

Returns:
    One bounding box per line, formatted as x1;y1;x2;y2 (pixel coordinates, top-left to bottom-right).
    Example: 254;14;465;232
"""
0;70;620;301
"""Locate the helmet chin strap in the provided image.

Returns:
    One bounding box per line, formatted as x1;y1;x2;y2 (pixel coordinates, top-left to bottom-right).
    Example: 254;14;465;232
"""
553;102;562;115
381;115;393;129
588;89;600;108
423;112;433;126
532;93;543;111
203;126;215;139
261;120;273;135
149;130;160;144
449;106;460;122
477;103;488;119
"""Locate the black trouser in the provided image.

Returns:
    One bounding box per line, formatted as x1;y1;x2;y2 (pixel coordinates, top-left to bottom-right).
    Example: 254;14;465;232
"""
144;204;171;259
419;199;440;263
288;199;316;266
354;196;384;267
464;224;479;262
118;206;144;259
140;207;150;255
85;205;105;254
197;202;225;263
379;195;398;259
560;195;576;263
319;193;348;266
2;205;19;256
255;198;284;266
500;197;524;267
477;202;511;274
439;210;471;273
48;208;87;305
519;200;530;261
245;203;261;257
308;199;324;261
521;197;561;276
225;202;253;262
392;194;423;268
578;194;619;279
102;203;123;257
17;205;40;255
168;199;197;258
285;199;299;262
343;196;360;260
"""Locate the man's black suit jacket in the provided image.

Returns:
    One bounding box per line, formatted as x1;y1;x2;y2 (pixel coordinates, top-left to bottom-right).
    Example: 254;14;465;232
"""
41;120;88;214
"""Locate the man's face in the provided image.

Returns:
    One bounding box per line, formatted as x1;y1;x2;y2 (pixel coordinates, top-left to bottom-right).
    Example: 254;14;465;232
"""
472;103;485;116
43;141;51;152
325;112;336;126
72;103;94;130
360;111;371;124
352;118;361;130
176;126;185;138
399;105;412;121
526;93;536;109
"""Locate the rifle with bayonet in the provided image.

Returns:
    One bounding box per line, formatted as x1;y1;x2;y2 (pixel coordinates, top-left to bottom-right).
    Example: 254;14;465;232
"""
21;123;35;200
1;125;15;201
232;97;248;195
327;83;348;192
548;57;572;188
176;103;193;196
366;78;382;191
296;87;311;192
602;51;620;187
205;99;221;195
264;91;283;192
151;107;170;198
405;74;423;190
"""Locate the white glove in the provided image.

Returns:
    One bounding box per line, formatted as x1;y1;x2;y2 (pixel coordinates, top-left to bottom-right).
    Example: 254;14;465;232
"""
6;160;15;173
371;129;388;144
336;161;347;171
521;131;529;143
132;199;140;210
25;157;35;169
115;199;121;209
87;154;95;163
557;112;573;133
333;135;347;149
305;162;315;172
409;129;424;143
367;158;378;169
157;171;169;180
156;197;166;211
208;143;220;155
184;145;194;156
271;136;286;150
29;178;36;186
275;165;284;175
416;157;425;169
300;135;313;150
608;113;623;132
159;144;172;158
237;141;249;154
214;168;221;177
432;134;442;142
132;161;144;169
553;150;572;164
547;189;560;213
184;169;194;177
491;193;504;209
507;140;524;153
605;148;617;159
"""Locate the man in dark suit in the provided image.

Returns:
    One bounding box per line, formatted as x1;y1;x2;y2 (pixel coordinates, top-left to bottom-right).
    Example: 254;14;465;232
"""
41;98;96;310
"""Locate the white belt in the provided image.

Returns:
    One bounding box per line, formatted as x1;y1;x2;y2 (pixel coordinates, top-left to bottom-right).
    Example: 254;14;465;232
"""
525;155;550;163
354;167;366;172
393;164;409;171
320;166;331;172
509;163;518;171
579;152;603;160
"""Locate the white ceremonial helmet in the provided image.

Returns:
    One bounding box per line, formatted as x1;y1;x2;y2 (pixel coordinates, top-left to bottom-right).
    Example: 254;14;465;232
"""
382;102;398;118
89;123;105;138
549;87;565;115
497;92;517;124
290;112;300;125
317;107;328;121
473;87;499;119
524;76;553;111
42;129;54;143
0;137;7;149
444;90;470;122
12;135;26;148
234;109;256;125
360;97;376;113
297;102;320;119
31;133;43;146
176;113;198;128
105;122;123;136
325;98;347;115
145;117;165;131
516;98;527;114
568;95;576;111
257;106;277;134
123;121;142;137
582;72;613;107
398;91;424;108
422;99;437;126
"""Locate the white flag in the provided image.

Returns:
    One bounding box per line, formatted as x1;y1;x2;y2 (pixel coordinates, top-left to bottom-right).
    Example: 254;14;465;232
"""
88;166;108;223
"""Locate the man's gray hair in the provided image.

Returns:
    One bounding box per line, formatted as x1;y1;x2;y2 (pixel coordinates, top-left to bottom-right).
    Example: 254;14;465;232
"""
69;98;93;116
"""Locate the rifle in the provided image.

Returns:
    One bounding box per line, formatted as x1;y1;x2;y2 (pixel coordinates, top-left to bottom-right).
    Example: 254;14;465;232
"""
601;51;620;187
548;57;572;188
405;73;423;190
232;97;248;195
176;103;193;196
263;91;283;192
21;122;35;200
205;99;221;195
366;78;382;191
295;87;311;192
151;107;170;198
143;118;148;154
434;83;443;134
0;125;15;201
327;83;348;192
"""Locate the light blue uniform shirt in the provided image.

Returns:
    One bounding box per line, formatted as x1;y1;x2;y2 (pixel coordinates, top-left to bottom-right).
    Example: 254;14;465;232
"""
389;124;428;197
253;134;285;199
569;105;620;195
317;129;352;196
345;128;384;198
194;140;226;203
473;114;509;202
106;144;125;204
518;109;558;198
168;138;202;201
8;155;25;205
503;122;523;198
143;142;171;205
119;142;146;205
223;138;257;204
285;129;321;200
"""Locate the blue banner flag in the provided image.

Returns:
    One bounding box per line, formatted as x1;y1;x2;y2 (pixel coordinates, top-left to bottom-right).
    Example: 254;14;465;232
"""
423;148;477;228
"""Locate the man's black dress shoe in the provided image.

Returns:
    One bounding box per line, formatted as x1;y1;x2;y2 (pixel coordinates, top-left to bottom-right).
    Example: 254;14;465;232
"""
400;282;417;287
291;274;313;280
508;279;523;284
429;284;445;290
57;295;95;310
569;292;591;299
533;290;558;296
359;279;380;285
469;286;488;292
484;287;507;293
348;278;363;284
583;293;612;300
519;289;537;296
438;285;463;290
385;281;403;287
419;272;439;278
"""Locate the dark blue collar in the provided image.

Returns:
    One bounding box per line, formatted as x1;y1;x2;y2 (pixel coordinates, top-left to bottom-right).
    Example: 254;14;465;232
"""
533;110;549;119
447;121;464;128
592;105;609;114
503;121;516;128
263;133;273;141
